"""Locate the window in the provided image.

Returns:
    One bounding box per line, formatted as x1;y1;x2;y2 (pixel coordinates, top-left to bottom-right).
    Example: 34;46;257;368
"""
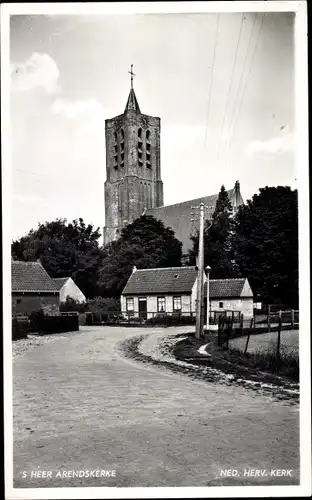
219;301;224;308
146;150;151;168
157;296;166;313
126;297;134;311
146;129;150;141
173;296;182;312
146;143;151;152
138;128;142;139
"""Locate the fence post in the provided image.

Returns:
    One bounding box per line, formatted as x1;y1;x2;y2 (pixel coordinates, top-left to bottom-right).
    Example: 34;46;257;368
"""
276;315;282;366
250;317;254;329
240;314;244;336
291;309;295;329
218;314;222;346
226;317;232;350
268;304;271;332
244;330;251;354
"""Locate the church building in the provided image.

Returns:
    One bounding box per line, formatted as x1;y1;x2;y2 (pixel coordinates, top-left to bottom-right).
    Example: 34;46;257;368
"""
103;69;244;254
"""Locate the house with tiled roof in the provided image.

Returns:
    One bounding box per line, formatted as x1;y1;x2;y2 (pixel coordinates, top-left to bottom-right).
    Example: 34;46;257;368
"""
54;277;86;304
204;277;254;319
121;266;253;319
11;260;59;316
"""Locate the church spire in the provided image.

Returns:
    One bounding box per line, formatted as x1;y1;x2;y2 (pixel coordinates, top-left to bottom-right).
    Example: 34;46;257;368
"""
125;64;141;113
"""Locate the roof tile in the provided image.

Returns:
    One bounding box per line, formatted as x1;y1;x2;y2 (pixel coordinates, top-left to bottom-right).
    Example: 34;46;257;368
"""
205;278;249;298
12;261;58;293
53;277;70;291
122;267;197;295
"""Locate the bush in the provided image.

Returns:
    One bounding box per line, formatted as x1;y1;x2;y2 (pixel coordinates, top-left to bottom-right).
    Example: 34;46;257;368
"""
60;297;87;313
85;312;93;325
86;297;121;313
128;316;143;324
28;309;45;332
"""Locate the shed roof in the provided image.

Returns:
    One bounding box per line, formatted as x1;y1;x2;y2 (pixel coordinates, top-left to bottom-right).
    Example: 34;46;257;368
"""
122;266;198;295
53;277;70;290
11;261;58;293
205;278;250;298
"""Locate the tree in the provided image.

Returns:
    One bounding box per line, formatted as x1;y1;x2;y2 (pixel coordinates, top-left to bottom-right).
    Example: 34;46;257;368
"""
188;185;241;278
97;215;182;297
232;186;298;307
11;218;103;298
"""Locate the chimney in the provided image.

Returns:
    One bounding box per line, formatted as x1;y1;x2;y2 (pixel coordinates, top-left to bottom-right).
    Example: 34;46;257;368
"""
132;266;137;274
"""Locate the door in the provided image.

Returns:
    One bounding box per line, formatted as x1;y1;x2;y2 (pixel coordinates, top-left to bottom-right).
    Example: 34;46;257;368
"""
138;297;147;319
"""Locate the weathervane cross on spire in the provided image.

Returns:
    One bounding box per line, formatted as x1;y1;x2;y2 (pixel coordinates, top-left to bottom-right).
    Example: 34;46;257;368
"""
128;64;135;89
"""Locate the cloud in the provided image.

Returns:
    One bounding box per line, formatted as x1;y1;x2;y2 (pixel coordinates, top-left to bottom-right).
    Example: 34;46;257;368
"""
50;98;105;136
11;53;61;94
245;131;294;156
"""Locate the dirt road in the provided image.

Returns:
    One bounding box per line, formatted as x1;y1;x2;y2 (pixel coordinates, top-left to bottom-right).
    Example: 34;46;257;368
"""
13;326;299;488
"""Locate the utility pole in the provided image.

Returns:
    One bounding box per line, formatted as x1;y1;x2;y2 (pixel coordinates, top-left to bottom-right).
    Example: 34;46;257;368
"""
191;203;214;339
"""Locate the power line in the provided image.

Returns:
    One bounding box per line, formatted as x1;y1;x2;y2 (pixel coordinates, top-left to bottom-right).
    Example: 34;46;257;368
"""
219;13;258;166
203;13;220;148
216;13;245;162
223;13;265;168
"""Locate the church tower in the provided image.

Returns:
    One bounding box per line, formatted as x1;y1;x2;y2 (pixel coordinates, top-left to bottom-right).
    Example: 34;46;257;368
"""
103;66;163;245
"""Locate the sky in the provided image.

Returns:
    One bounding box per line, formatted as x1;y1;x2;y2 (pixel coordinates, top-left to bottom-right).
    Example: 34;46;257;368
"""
9;8;296;243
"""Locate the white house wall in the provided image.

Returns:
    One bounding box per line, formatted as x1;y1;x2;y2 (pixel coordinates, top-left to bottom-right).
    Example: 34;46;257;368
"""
121;294;193;317
191;273;206;313
210;298;254;319
60;278;86;303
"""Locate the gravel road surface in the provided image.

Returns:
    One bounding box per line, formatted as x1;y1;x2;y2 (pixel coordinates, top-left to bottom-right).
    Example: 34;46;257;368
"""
13;326;299;489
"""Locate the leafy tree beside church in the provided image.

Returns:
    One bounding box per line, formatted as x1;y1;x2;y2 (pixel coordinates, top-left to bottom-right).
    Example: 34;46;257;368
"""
232;186;298;307
188;185;241;278
97;215;182;297
11;218;103;298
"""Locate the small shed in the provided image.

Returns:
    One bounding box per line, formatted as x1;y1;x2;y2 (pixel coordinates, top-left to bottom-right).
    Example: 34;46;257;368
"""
204;278;254;319
54;277;86;304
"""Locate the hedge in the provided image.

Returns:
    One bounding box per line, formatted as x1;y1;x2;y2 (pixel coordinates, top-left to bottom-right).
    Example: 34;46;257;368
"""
146;314;196;326
37;315;79;334
12;317;29;340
